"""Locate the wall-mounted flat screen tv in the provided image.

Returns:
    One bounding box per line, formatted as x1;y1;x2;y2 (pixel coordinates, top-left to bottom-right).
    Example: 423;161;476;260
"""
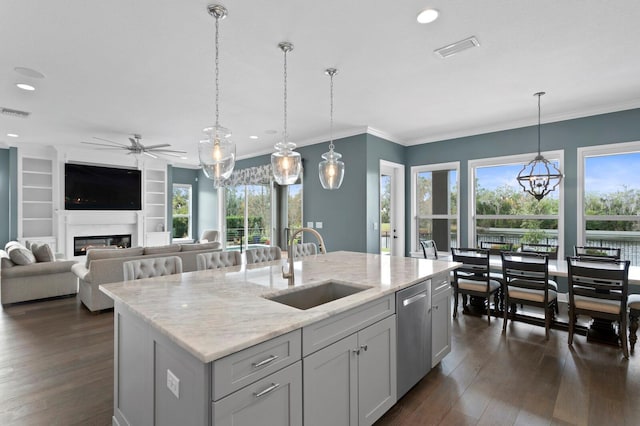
65;163;142;210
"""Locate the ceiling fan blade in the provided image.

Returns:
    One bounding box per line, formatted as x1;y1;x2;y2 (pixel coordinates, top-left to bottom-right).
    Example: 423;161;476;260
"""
82;141;127;148
93;137;129;147
144;144;171;149
151;149;187;154
143;151;158;159
154;152;185;158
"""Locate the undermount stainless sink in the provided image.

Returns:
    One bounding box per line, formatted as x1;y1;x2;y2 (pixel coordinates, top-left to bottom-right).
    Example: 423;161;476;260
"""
263;281;370;310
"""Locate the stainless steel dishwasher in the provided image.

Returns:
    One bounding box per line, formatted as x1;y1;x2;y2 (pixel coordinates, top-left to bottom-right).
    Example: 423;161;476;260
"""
396;279;431;399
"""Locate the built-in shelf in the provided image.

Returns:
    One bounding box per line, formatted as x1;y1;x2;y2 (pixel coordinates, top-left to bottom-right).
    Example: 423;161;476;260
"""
20;156;55;239
144;168;168;243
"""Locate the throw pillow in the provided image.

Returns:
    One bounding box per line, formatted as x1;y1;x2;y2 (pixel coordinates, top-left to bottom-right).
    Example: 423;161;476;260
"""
7;245;36;265
0;249;16;269
31;242;56;263
4;241;23;251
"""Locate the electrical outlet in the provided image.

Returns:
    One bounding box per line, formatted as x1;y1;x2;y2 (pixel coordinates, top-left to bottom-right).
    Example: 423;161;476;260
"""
307;222;314;228
316;222;323;229
167;369;180;399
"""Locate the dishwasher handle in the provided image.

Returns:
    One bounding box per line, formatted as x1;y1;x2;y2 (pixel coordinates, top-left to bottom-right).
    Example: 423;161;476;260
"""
402;292;427;307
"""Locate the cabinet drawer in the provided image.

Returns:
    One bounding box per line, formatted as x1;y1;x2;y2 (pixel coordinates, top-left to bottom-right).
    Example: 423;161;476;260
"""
212;329;301;400
213;361;302;426
302;294;395;356
431;272;451;297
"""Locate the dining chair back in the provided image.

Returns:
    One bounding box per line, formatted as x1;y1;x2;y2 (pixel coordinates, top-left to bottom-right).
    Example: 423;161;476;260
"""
566;256;630;358
521;243;559;260
574;245;621;260
196;251;242;270
420;240;438;260
245;246;282;264
451;248;501;325
479;241;514;256
290;242;318;259
123;256;183;281
501;252;556;339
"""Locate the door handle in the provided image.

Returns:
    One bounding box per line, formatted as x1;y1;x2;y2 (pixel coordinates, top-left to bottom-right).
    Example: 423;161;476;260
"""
403;292;427;307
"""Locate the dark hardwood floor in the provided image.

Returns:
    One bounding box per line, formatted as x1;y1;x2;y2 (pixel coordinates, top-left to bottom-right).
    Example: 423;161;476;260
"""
1;296;638;425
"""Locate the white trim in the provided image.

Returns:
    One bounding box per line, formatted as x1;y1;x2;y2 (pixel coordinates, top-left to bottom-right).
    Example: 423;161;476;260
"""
468;150;565;259
380;160;405;257
172;183;193;240
410;162;460;253
577;140;640;245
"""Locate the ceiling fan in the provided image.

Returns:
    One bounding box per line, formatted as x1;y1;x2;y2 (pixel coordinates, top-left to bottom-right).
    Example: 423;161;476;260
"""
81;134;187;159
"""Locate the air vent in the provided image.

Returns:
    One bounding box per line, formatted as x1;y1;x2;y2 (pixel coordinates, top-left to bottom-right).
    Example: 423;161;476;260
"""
1;107;30;118
434;36;480;58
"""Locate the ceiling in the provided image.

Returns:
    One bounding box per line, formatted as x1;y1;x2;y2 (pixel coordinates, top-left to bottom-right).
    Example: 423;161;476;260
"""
2;1;640;165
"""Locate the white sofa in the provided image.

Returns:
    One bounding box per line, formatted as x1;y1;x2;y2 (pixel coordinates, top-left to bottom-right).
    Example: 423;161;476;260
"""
1;242;78;305
72;242;222;312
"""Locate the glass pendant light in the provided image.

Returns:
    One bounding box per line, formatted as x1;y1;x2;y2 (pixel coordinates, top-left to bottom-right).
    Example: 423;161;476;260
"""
516;92;563;201
319;68;344;190
199;4;236;187
271;42;302;185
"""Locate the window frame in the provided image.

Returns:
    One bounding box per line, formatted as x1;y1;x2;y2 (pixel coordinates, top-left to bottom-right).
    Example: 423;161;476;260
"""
468;150;564;259
172;183;193;242
410;161;460;255
577;140;640;250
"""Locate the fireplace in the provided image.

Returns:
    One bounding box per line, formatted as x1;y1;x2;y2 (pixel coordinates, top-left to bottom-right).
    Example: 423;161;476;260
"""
74;234;132;256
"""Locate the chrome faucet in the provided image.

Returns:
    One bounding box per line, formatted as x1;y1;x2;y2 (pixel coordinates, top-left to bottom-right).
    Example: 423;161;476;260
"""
282;227;327;286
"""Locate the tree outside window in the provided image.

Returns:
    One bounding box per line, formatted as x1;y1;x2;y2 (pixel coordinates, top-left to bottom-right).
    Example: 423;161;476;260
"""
172;184;192;239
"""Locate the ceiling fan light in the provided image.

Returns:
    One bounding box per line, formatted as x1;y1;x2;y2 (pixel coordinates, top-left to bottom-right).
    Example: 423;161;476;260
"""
199;124;236;181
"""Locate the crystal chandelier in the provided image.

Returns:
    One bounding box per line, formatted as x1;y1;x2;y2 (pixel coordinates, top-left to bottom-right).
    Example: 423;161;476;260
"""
319;68;345;190
199;4;236;187
271;42;302;185
516;92;563;201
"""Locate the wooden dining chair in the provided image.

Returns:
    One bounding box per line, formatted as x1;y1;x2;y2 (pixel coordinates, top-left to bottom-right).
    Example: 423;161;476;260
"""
628;295;640;354
574;245;621;260
566;256;630;358
501;252;556;339
520;243;560;313
420;240;438;260
451;248;501;325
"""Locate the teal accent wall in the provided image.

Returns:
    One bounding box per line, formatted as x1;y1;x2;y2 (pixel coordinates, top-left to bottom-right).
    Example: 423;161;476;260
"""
197;168;219;238
169;166;200;240
0;148;10;246
405;107;640;258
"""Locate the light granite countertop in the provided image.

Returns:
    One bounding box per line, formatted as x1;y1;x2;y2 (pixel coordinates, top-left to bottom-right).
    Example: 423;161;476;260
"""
100;251;459;363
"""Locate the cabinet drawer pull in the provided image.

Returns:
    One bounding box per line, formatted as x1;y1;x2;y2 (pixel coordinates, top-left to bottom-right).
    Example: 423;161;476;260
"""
360;344;368;352
434;282;450;292
352;348;360;355
253;383;280;398
252;355;278;368
403;292;426;307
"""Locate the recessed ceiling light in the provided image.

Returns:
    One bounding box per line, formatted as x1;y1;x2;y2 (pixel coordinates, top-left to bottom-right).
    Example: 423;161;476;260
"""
7;133;19;138
249;135;259;139
16;83;35;91
417;8;439;24
14;67;45;79
180;156;188;160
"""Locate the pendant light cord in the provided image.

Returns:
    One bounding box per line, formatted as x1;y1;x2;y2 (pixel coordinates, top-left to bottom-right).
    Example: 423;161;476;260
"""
283;48;288;143
535;91;545;156
329;72;334;151
215;14;220;127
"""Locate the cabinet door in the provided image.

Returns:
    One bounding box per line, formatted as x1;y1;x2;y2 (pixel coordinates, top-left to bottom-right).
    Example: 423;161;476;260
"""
432;289;452;367
358;315;397;426
214;361;302;426
303;334;358;426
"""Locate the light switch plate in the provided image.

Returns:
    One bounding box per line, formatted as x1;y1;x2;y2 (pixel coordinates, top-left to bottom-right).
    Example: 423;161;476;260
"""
315;222;323;229
167;369;180;399
307;222;314;228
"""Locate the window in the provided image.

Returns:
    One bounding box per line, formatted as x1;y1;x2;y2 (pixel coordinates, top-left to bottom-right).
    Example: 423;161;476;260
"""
172;184;192;240
288;182;303;233
411;162;459;253
225;184;273;250
579;141;640;265
469;152;564;257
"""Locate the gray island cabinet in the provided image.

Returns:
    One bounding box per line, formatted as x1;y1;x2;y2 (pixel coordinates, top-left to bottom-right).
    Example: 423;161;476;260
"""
102;251;459;426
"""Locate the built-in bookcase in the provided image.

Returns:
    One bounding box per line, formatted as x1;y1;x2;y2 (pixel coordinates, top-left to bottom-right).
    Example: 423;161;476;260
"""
144;167;169;245
20;156;55;243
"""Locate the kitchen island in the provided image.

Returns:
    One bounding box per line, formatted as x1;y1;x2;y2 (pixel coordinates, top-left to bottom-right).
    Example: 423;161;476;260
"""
101;251;459;426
